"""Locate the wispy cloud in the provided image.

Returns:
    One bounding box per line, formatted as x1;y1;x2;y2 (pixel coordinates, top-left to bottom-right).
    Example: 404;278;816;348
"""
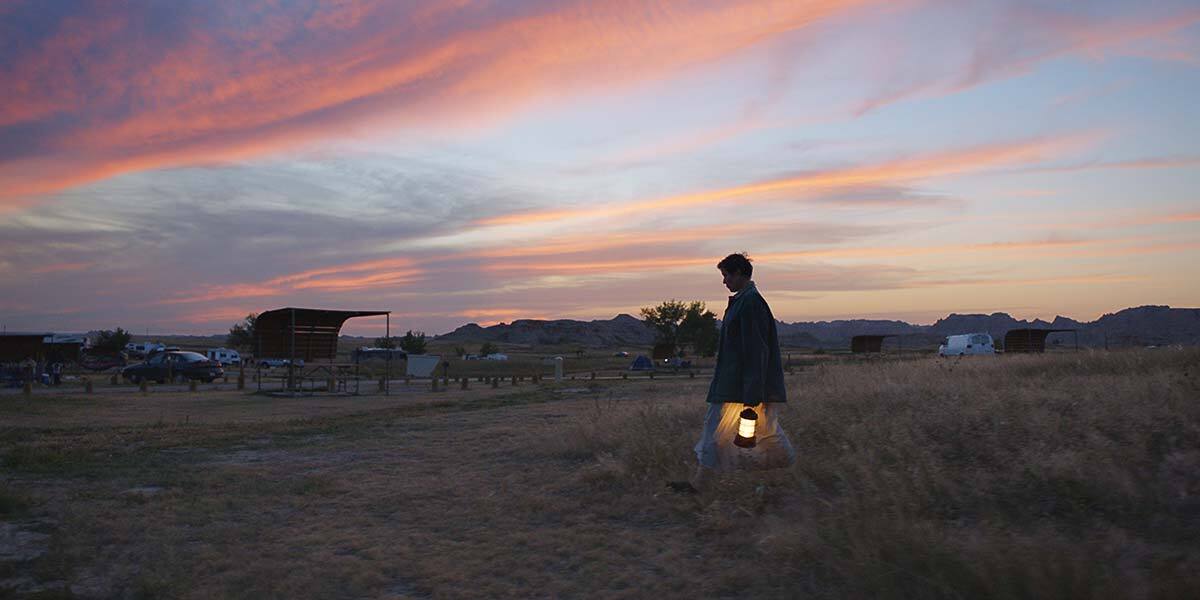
481;134;1095;226
851;4;1200;115
0;0;885;205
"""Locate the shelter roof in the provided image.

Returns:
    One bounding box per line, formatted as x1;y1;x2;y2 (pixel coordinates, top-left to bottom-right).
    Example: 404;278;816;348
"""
254;307;390;361
0;334;51;362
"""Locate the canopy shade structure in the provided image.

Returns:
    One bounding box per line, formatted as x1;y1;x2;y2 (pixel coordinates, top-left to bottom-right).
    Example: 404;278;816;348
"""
850;334;897;353
1003;328;1078;353
254;308;390;361
0;333;52;362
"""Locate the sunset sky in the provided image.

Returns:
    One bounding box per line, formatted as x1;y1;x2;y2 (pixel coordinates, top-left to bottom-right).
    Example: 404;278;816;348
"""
2;0;1198;336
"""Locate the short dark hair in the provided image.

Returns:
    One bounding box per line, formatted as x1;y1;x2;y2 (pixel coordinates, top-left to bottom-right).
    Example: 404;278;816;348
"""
717;253;753;278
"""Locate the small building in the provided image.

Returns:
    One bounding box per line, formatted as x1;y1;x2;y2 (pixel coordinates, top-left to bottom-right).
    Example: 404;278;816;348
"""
1003;328;1078;353
850;334;897;354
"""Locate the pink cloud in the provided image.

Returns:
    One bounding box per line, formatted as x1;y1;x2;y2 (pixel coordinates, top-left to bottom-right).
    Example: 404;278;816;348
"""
0;0;886;206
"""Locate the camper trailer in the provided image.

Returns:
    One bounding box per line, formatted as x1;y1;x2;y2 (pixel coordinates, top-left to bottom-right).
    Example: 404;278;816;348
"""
206;347;242;366
939;333;996;356
124;342;165;357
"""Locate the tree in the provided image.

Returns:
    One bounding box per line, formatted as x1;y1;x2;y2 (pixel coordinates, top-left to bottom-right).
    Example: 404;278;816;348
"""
399;330;427;354
454;345;467;358
226;314;258;350
93;328;132;355
374;336;396;349
479;342;499;357
678;302;720;357
639;299;689;355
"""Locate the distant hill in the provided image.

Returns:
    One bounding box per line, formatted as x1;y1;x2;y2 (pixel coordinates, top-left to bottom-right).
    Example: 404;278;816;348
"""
437;306;1200;349
436;314;656;347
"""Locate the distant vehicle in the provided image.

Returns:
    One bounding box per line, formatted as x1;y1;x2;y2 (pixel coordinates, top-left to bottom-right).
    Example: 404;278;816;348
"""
613;351;630;357
484;353;508;361
122;351;224;383
662;357;692;369
124;342;165;357
145;346;181;361
939;333;996;357
258;358;304;369
205;347;241;366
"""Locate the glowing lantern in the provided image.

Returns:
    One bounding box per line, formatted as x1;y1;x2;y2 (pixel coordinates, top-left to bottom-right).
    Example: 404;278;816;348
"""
734;407;758;448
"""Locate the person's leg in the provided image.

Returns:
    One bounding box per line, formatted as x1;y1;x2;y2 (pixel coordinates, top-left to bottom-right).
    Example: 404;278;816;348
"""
756;403;797;468
692;402;732;490
669;403;724;494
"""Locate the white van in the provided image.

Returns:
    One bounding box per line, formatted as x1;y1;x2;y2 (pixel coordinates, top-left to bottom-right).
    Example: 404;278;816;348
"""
206;347;241;366
939;333;996;356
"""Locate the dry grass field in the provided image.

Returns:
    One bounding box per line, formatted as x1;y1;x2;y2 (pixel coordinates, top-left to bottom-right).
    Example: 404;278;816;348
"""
2;348;1198;599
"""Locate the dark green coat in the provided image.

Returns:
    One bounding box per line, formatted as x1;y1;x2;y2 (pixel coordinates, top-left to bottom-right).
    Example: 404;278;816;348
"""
706;282;787;406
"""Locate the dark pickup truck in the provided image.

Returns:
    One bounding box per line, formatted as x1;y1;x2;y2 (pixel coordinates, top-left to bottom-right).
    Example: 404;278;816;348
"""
122;351;224;384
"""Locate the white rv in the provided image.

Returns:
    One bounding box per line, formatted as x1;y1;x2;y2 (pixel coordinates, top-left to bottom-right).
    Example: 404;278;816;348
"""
206;347;242;366
124;342;165;357
939;333;996;356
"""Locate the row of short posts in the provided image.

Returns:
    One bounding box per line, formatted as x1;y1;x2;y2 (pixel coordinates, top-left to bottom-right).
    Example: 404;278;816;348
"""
15;366;699;400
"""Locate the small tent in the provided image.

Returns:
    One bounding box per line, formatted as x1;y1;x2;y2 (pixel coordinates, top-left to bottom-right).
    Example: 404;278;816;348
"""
406;354;442;377
629;355;654;371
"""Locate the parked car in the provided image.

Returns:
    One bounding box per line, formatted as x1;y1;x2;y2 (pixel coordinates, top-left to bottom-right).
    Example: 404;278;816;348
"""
613;351;630;357
938;333;996;357
122;351;224;383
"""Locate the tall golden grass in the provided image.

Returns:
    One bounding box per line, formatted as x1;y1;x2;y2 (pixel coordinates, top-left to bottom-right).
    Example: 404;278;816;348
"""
552;349;1200;598
1;348;1196;597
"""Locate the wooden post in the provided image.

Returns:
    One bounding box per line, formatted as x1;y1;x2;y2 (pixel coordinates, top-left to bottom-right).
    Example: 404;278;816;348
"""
189;379;197;392
85;378;94;394
237;371;245;390
378;377;386;392
327;377;336;392
590;372;595;380
491;377;499;389
405;375;412;385
649;371;655;380
621;373;627;380
689;371;695;378
139;380;148;395
431;377;439;392
22;381;32;398
110;374;118;385
511;375;518;386
461;378;469;390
